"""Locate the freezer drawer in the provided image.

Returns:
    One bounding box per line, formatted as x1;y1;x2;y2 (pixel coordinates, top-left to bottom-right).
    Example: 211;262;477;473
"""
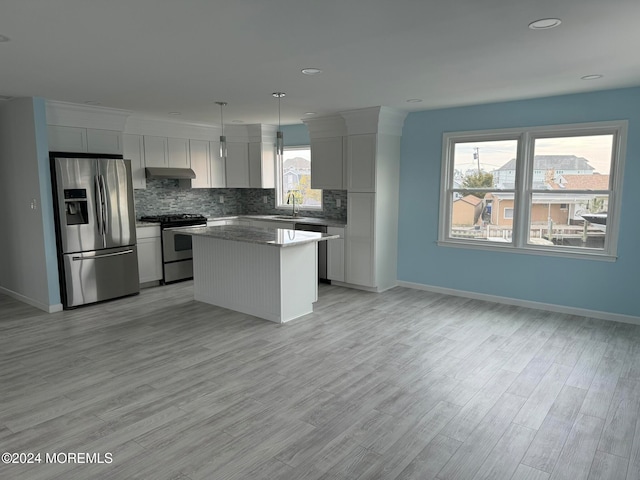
62;246;139;307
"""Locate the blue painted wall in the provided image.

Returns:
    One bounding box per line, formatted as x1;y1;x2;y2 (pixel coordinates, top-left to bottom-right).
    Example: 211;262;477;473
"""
398;87;640;317
282;123;310;146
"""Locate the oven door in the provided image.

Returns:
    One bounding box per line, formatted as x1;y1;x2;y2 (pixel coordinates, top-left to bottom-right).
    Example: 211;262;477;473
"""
162;226;198;262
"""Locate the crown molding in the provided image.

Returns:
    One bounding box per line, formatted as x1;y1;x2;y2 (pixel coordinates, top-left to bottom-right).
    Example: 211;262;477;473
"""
45;100;131;131
303;114;347;138
124;115;220;140
340;106;406;136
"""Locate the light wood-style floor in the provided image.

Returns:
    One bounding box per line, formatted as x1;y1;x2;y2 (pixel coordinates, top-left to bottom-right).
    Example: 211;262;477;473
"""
1;282;640;480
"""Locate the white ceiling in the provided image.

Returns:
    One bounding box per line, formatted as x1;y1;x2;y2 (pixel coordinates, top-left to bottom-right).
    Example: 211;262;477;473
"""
1;0;639;126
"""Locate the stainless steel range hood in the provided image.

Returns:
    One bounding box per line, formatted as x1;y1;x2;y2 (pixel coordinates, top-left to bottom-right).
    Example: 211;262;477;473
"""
145;167;196;180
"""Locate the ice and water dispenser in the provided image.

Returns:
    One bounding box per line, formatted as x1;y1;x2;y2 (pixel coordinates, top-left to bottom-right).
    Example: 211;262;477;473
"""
63;189;88;225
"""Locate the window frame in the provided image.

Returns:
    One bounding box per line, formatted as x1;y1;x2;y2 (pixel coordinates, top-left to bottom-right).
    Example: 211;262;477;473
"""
275;145;322;211
438;120;628;261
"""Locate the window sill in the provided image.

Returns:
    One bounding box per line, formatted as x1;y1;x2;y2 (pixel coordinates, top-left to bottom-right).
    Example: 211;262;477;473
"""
437;239;617;262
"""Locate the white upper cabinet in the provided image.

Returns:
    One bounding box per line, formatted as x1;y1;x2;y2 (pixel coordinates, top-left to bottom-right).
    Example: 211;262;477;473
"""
48;126;87;153
346;133;377;192
249;141;275;189
223;124;276;188
304;114;347;191
190;139;226;189
167;137;190;168
48;126;122;155
225;142;250;187
123;134;146;189
143;135;168;167
45;101;129;155
209;140;226;188
311;136;344;190
86;128;123;155
189;139;210;189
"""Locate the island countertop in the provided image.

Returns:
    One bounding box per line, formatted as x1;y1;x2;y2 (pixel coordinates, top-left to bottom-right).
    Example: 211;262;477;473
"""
179;225;339;247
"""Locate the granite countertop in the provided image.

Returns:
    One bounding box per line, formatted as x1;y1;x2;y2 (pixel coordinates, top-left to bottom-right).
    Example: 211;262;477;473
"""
242;215;346;227
179;225;339;248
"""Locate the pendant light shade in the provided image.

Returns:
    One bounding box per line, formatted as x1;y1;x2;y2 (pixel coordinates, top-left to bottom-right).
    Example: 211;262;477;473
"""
216;101;227;159
272;92;285;155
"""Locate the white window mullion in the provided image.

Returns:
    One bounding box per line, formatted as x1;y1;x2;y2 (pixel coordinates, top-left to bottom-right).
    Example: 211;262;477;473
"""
512;132;532;248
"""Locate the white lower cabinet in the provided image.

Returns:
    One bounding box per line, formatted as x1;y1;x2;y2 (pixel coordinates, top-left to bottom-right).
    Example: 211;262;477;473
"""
345;192;375;288
327;227;345;282
136;226;162;284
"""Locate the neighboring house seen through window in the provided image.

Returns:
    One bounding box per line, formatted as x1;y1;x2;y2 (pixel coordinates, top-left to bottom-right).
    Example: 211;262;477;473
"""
276;146;322;210
439;121;627;259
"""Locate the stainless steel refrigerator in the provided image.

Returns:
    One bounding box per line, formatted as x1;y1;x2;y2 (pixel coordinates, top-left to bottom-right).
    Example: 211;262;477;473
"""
51;154;139;308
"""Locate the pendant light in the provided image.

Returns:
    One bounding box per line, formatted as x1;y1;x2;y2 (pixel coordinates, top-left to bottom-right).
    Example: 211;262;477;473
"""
215;101;227;159
272;92;285;155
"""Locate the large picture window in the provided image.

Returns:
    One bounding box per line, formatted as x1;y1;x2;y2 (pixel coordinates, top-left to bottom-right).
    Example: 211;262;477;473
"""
276;146;322;210
439;121;627;259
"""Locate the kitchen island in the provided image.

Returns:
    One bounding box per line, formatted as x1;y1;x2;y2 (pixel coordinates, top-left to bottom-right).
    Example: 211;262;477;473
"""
181;225;338;323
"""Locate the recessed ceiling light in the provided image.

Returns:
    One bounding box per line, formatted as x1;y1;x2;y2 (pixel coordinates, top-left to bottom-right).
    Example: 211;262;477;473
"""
581;74;604;80
304;112;316;115
168;112;181;115
0;35;10;42
406;99;423;103
301;68;322;75
84;101;102;106
528;18;562;30
231;120;244;123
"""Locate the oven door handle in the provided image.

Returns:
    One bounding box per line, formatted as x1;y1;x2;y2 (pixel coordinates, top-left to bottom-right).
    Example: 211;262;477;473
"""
162;225;206;232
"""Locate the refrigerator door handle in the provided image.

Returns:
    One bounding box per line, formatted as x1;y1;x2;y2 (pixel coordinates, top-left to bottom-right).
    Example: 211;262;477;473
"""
99;174;109;235
94;175;103;235
72;249;134;261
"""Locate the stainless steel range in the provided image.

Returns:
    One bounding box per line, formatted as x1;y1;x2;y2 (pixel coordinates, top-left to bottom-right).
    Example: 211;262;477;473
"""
139;214;207;283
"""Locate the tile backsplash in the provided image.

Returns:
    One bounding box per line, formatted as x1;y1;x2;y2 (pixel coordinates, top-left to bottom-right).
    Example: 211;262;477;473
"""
134;180;347;221
240;189;347;221
134;179;242;218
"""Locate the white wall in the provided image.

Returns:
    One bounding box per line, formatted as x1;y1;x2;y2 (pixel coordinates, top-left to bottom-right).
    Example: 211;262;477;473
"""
0;97;61;311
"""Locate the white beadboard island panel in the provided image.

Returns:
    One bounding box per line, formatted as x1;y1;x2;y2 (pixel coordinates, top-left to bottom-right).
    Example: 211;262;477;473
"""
192;235;317;323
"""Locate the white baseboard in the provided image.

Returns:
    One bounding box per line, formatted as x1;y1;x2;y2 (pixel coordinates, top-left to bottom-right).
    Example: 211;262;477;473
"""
0;286;63;313
397;280;640;326
330;280;397;293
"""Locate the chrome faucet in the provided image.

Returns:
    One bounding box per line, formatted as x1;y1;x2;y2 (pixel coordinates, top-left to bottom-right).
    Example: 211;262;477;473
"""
286;190;299;217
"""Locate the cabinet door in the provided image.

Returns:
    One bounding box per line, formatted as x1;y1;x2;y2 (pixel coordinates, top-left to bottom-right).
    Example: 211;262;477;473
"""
345;192;375;287
87;129;123;155
168;137;190;168
225;142;250;187
209;141;226;188
123;134;146;189
190;139;210;188
327;227;345;282
48;125;87;153
249;142;275;189
311;137;344;190
143;136;168;167
347;134;376;192
136;226;162;284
